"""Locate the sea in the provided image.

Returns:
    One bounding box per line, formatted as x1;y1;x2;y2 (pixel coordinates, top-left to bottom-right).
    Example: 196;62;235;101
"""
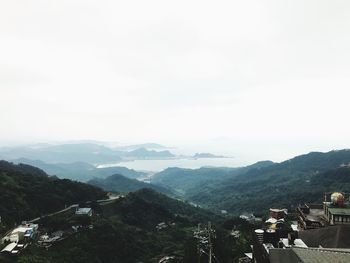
97;157;247;172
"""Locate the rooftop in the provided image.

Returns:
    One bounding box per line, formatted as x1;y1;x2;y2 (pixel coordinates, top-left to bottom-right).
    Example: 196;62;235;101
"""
328;207;350;216
76;208;92;214
293;247;350;263
1;243;17;253
270;247;350;263
280;238;308;248
305;208;325;222
299;225;350;248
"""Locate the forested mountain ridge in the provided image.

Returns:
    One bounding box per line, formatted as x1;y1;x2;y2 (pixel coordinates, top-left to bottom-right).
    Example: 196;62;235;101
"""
88;174;175;196
152;160;275;195
0;161;253;263
185;150;350;214
13;158;146;181
0;160;106;229
3;189;252;263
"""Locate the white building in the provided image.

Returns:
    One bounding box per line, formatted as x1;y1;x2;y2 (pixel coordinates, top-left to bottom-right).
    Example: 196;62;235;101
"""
75;207;93;216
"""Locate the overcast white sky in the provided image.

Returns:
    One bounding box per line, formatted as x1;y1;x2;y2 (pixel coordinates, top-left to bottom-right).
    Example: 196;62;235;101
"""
1;0;350;162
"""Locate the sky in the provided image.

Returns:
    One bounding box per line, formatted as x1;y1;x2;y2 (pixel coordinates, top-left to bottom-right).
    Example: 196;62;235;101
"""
1;0;350;162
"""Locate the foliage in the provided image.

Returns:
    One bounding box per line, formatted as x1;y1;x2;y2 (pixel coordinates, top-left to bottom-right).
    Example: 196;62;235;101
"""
0;161;106;229
88;174;174;195
152;161;274;195
185;150;350;214
14;158;146;181
14;189;229;263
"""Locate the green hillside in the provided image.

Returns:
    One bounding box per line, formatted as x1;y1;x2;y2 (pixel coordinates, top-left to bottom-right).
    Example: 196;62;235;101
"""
88;174;175;196
14;158;146;181
0;160;106;229
152;161;274;195
6;189;255;263
186;150;350;214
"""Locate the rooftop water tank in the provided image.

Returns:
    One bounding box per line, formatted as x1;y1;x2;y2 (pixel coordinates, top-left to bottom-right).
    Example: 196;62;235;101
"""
331;192;345;207
255;229;264;244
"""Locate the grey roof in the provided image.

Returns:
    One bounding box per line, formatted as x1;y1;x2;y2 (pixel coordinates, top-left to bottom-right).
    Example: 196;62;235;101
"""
299;225;350;248
328;207;350;216
269;249;300;263
76;208;92;214
293;247;350;263
269;247;350;263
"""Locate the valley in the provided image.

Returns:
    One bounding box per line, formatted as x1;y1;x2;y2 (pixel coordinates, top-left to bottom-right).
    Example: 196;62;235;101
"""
1;146;350;262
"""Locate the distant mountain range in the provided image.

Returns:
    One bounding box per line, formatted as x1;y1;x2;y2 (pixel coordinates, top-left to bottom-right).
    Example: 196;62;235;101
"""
0;143;122;164
4;142;349;219
0;142;223;165
0;143;175;165
12;158;146;181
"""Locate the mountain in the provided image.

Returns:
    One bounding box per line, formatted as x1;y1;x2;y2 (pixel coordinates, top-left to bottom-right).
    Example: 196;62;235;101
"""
102;188;222;227
4;189;252;263
123;147;175;159
0;143;178;165
152;161;274;195
0;160;106;228
0;161;255;263
185;150;350;214
13;158;146;181
152;167;239;194
88;174;175;196
0;143;123;164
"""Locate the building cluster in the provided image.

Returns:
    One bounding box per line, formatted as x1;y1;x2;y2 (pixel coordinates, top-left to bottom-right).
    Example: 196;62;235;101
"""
298;192;350;230
158;256;176;263
156;221;175;231
1;222;39;254
0;205;94;255
240;192;350;263
38;230;64;248
240;213;263;223
75;207;93;216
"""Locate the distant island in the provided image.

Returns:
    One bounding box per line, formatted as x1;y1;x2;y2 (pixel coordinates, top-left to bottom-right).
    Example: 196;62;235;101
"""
115;143;171;151
123;147;175;160
193;152;226;159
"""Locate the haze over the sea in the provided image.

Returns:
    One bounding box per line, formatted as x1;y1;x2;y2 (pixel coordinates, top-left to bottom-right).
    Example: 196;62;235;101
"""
1;0;350;162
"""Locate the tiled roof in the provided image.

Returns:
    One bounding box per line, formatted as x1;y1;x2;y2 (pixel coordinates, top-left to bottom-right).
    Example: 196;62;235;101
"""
293;247;350;263
299;225;350;248
328;207;350;215
269;247;350;263
269;249;300;263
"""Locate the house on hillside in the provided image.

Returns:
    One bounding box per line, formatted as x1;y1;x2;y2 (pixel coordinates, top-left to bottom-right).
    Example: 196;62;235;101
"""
324;192;350;224
75;207;92;216
246;192;350;263
2;223;38;244
298;192;350;230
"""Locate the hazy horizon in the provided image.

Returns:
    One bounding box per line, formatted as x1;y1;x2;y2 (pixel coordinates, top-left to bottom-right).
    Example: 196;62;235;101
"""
0;138;348;167
1;0;350;163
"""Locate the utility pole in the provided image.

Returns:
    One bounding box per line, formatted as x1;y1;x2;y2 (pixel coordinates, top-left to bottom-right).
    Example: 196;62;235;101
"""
198;223;201;263
208;221;212;263
194;221;215;263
